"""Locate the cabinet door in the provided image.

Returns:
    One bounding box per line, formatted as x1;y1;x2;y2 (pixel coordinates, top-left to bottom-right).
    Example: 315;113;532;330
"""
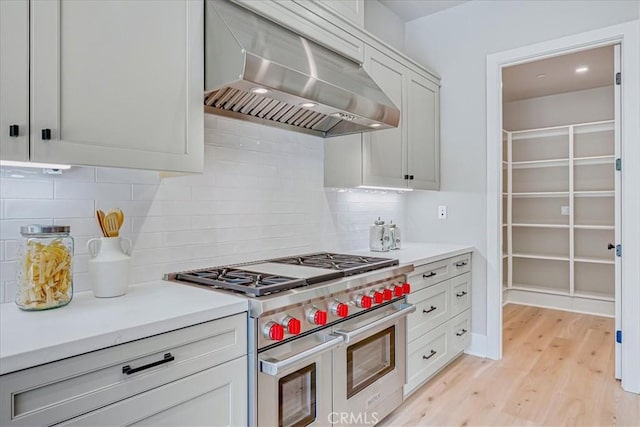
30;0;203;172
362;46;407;188
60;356;248;427
0;0;29;162
407;71;440;190
311;0;364;27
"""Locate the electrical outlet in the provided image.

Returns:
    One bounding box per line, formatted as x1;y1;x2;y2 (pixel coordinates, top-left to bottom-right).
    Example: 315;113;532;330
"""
561;206;570;216
438;205;447;219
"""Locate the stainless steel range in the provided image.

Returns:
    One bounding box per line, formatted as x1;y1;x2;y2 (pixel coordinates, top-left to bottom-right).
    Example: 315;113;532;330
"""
166;253;415;426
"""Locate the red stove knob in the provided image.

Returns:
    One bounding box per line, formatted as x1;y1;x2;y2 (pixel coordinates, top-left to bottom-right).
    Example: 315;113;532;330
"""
355;295;373;309
382;288;393;301
369;291;384;304
402;282;411;294
331;302;349;318
263;322;284;341
393;284;404;297
283;316;301;335
307;309;328;325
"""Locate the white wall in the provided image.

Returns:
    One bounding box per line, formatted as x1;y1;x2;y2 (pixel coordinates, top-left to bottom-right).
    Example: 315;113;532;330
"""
504;86;614;130
364;0;405;53
0;116;406;303
404;0;638;338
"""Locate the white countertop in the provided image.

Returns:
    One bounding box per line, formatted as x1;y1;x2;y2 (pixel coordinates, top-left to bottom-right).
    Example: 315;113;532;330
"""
351;242;474;267
0;281;247;375
0;242;472;375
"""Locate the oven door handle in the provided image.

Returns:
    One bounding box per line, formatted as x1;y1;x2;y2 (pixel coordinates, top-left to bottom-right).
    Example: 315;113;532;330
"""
259;335;344;376
333;303;416;343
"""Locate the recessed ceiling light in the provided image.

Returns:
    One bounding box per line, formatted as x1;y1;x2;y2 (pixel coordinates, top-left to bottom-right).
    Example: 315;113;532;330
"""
370;123;382;128
299;102;317;108
536;74;546;78
575;66;589;74
251;87;269;94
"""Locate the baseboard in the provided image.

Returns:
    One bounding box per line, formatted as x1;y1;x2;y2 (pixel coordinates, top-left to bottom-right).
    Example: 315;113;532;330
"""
505;289;614;317
464;332;487;358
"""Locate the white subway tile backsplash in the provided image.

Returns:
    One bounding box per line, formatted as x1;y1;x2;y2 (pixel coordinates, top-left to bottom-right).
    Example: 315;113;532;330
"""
0;179;53;199
3;199;93;219
0;117;406;303
54;181;131;201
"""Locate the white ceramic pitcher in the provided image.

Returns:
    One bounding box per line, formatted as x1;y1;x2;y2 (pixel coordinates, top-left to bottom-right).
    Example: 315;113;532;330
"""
87;237;132;298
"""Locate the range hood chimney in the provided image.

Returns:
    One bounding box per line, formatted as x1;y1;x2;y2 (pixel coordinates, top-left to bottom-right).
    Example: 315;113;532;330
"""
205;0;400;138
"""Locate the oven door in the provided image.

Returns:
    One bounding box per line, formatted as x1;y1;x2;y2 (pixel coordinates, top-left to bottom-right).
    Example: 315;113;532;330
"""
332;302;415;426
258;332;343;427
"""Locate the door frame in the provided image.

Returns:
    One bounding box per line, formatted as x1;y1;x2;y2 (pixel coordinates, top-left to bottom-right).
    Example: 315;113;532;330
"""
486;21;640;394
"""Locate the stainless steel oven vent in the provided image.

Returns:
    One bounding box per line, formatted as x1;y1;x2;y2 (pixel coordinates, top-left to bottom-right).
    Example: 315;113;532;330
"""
205;0;400;138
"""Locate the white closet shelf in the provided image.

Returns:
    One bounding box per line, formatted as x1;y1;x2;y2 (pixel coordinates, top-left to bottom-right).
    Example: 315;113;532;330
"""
574;257;615;265
574;224;614;230
512;223;569;229
572;290;615;302
574;191;614;197
508;119;614;140
574;155;615;166
509;284;570;297
511;192;569;198
511;158;568;169
512;253;569;262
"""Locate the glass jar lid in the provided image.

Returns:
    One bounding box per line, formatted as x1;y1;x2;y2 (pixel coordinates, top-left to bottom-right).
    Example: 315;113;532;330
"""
20;224;71;236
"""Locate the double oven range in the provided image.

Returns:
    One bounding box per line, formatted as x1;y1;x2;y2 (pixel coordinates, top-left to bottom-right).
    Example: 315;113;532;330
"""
166;253;415;426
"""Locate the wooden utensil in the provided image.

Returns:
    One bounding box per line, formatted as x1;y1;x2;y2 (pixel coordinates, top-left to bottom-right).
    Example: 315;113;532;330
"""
115;208;124;230
103;211;121;237
96;210;107;237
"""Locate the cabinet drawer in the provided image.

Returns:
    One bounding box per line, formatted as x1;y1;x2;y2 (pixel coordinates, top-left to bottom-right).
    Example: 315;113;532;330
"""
449;310;471;354
450;272;471;317
405;322;449;396
59;356;248;427
407;281;450;342
408;259;450;292
450;253;471;277
0;313;246;426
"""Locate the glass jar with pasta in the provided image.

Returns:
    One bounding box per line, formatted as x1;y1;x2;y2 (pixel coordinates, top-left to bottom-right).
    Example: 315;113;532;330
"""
16;225;74;310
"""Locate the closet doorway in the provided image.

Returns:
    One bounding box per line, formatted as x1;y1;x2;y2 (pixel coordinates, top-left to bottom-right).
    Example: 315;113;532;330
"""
500;45;622;378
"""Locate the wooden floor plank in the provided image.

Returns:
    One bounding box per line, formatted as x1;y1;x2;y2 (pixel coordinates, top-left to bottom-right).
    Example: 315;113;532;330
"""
379;305;639;427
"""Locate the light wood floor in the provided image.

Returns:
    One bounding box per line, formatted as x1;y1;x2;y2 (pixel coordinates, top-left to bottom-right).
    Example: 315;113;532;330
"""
380;304;640;426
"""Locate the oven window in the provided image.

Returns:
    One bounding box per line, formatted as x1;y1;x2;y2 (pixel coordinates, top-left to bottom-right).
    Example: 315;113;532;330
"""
278;363;316;427
347;326;395;398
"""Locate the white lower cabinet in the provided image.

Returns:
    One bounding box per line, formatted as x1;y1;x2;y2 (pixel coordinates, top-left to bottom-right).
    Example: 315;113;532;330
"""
60;356;247;427
404;254;472;397
0;313;248;426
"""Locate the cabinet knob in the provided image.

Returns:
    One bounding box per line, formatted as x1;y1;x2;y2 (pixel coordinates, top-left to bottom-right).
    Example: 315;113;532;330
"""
404;174;409;180
9;124;19;137
409;175;414;180
41;128;52;140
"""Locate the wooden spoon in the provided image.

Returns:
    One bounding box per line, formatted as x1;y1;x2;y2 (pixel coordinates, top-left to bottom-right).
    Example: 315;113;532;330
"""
115;208;124;230
103;211;121;237
96;210;107;237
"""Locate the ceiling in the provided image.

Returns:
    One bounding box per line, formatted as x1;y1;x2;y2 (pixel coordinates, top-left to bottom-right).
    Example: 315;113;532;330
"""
379;0;469;22
503;45;614;102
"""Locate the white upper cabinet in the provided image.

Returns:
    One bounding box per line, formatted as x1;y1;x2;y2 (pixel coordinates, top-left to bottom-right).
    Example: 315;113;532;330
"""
362;46;407;189
307;0;364;27
1;0;204;173
407;70;440;190
325;45;441;191
0;0;29;162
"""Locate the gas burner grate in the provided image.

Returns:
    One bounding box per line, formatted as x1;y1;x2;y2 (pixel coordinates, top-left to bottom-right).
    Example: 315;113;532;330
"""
271;253;398;275
175;267;306;297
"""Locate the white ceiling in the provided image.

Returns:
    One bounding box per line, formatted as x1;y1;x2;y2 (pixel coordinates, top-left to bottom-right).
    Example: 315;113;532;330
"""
503;45;614;102
379;0;469;22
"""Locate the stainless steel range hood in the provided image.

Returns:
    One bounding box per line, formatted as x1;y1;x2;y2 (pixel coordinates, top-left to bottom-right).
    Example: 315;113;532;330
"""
205;0;400;138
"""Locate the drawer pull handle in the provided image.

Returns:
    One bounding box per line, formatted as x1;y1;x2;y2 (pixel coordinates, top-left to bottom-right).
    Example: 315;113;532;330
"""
423;305;437;314
456;329;468;337
423;272;437;278
122;353;175;375
454;261;468;267
423;350;437;360
9;124;19;137
456;291;468;298
41;128;52;140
